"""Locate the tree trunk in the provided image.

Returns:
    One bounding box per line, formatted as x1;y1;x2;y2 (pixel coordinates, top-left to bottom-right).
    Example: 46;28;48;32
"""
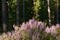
56;0;59;24
0;0;3;33
16;0;20;26
23;0;25;21
47;0;51;26
2;0;8;32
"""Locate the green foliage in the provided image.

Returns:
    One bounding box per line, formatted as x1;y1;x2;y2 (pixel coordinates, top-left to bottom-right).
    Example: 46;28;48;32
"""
7;0;16;31
50;0;57;24
0;0;60;32
33;0;41;12
33;0;41;20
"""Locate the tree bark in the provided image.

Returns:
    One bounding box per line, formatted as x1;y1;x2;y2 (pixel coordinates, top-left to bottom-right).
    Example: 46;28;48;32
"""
16;0;20;26
23;0;25;21
56;0;59;24
2;0;8;32
47;0;51;26
0;0;3;33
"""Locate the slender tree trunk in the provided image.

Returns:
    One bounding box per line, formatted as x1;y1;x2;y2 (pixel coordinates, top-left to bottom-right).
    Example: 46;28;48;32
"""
0;0;3;33
2;0;8;32
47;0;51;26
16;0;20;26
23;0;25;21
56;0;59;24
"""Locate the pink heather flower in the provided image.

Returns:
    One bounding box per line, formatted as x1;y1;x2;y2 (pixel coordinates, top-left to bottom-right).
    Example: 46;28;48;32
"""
7;32;12;36
21;22;25;27
20;23;29;31
32;21;38;28
25;22;30;28
39;25;45;31
28;18;38;28
33;21;37;25
14;32;21;39
50;25;57;35
20;22;28;30
29;18;35;25
56;24;60;28
45;27;50;33
38;21;44;26
38;22;45;30
19;27;25;31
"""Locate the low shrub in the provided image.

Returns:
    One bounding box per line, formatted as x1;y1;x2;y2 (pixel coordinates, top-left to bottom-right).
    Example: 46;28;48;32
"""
0;18;60;40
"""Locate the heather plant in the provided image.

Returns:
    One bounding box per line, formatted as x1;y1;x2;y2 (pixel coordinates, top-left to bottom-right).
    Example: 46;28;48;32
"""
0;18;60;40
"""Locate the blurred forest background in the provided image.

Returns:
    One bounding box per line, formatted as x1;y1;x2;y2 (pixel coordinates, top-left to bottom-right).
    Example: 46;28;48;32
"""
0;0;60;33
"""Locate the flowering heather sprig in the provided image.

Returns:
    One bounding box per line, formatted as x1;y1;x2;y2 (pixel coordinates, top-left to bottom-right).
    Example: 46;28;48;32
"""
56;24;60;28
50;25;57;35
45;27;50;33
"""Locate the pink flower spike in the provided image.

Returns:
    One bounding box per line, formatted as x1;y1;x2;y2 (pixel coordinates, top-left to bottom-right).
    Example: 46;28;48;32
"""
45;27;50;33
50;25;57;35
56;24;60;28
